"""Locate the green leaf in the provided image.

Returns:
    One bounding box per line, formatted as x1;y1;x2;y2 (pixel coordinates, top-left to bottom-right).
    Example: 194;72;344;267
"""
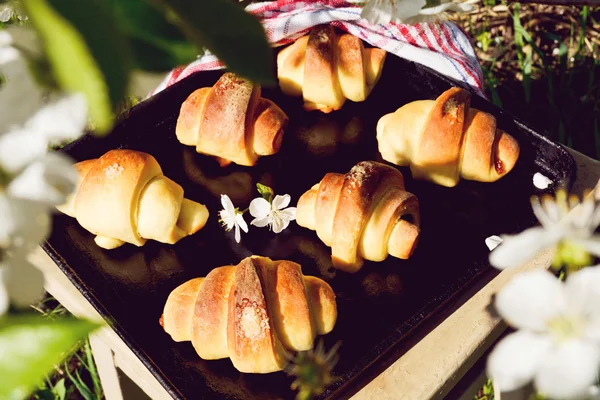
153;0;274;85
0;314;100;400
256;183;274;203
23;0;133;135
106;0;199;71
51;379;66;400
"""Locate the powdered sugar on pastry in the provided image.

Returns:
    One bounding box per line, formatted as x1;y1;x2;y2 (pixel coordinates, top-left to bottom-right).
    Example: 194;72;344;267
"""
104;163;124;178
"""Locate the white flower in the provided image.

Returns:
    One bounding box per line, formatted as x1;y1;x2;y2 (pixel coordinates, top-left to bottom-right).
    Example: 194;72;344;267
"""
485;235;503;251
0;93;87;173
0;5;28;22
361;0;474;25
361;0;425;25
249;194;297;234
487;267;600;399
0;31;46;133
1;255;45;311
489;191;600;270
218;194;248;243
0;195;50;254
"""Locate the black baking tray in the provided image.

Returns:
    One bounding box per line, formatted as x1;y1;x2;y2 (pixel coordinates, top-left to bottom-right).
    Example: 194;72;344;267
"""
43;47;576;400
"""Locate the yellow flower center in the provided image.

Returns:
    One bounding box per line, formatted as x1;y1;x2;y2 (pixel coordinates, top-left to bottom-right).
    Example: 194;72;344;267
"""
553;240;593;272
547;314;586;342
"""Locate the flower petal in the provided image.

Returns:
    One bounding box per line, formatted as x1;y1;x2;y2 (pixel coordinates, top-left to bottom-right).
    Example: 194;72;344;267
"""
249;197;271;219
25;93;88;144
8;152;78;206
486;330;552;393
4;256;45;309
495;269;566;331
272;194;291;210
535;339;600;400
250;216;271;228
0;194;50;253
0;267;8;316
361;0;425;25
0;7;14;23
485;235;503;251
573;237;600;259
236;213;248;233
219;210;234;231
271;215;289;234
234;224;241;244
0;128;47;173
0;51;46;132
418;1;474;15
489;227;559;270
220;194;235;214
563;265;600;341
280;207;297;221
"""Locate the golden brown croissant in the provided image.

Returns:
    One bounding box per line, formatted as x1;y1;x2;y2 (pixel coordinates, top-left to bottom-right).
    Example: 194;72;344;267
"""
176;72;289;167
277;25;387;113
160;256;337;374
376;87;520;187
296;161;420;273
56;149;209;250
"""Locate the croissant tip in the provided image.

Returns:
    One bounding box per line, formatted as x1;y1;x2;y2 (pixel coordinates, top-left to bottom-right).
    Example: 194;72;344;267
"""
159;314;165;328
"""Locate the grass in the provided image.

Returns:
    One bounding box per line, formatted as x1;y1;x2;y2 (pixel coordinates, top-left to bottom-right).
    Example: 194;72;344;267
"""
28;2;599;399
29;296;104;400
453;0;600;159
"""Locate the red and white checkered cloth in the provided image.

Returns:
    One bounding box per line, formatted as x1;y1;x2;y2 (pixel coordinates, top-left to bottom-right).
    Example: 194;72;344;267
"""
150;0;486;98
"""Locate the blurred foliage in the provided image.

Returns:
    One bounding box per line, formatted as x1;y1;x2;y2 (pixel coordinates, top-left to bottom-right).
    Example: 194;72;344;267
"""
8;0;271;135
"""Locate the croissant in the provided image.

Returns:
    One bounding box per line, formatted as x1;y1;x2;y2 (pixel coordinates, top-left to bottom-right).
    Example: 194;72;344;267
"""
277;25;387;113
376;87;520;187
56;149;209;250
176;72;289;167
296;161;420;273
160;256;337;374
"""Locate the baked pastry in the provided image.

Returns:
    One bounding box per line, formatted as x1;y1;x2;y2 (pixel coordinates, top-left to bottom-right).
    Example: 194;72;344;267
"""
56;149;209;249
277;25;387;113
160;256;337;374
176;72;289;167
296;161;420;273
376;87;520;187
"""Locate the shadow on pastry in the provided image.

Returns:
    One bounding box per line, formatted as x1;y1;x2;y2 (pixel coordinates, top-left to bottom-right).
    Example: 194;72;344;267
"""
182;148;274;206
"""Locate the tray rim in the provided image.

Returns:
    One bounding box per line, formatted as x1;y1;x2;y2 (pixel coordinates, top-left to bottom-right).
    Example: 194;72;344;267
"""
44;53;578;400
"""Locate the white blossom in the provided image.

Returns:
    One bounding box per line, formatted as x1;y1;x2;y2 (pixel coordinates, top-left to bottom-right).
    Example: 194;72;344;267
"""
489;190;600;270
487;267;600;399
485;235;503;251
218;194;248;243
0;195;50;254
0;93;87;173
0;5;28;22
361;0;425;25
249;194;297;234
533;172;553;190
0;267;8;316
360;0;474;25
0;30;46;133
2;256;45;310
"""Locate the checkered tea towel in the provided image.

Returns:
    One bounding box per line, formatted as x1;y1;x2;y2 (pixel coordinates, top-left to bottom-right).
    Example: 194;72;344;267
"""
149;0;485;98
